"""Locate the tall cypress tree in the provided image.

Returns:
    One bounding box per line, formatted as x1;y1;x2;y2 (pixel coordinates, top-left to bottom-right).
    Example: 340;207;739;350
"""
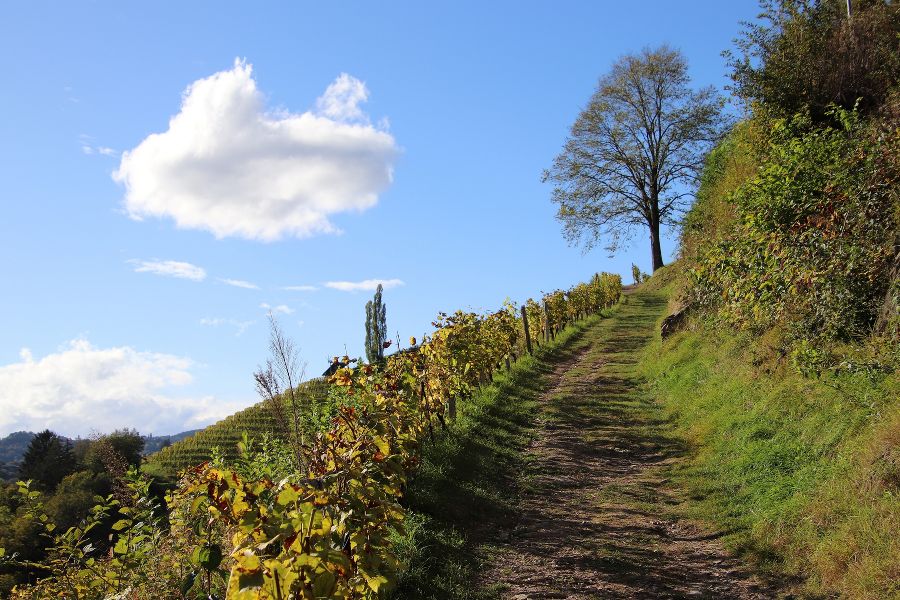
18;430;77;492
365;284;387;364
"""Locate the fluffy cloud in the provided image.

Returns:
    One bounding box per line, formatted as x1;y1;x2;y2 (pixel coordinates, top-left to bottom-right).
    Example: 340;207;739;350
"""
114;60;398;241
260;303;294;315
131;259;207;281
0;339;242;437
220;278;259;290
324;278;404;292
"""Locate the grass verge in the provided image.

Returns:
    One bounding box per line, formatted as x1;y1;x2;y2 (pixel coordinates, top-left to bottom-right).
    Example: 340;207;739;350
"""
639;304;900;599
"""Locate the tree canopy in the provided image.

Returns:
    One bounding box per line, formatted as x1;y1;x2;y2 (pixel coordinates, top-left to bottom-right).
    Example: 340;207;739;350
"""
726;0;900;121
543;45;726;271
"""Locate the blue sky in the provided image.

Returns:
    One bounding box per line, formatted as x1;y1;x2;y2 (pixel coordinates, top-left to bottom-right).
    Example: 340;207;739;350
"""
0;1;759;437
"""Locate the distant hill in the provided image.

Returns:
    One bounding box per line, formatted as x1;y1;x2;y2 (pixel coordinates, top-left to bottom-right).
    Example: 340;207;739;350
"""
142;430;201;454
0;431;71;481
0;430;40;464
0;429;198;482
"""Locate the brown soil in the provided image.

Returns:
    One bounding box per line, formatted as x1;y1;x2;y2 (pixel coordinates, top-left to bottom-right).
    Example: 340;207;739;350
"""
478;293;782;599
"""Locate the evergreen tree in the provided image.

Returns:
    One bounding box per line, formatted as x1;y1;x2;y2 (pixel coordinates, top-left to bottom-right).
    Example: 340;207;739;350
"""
365;284;387;364
17;430;77;492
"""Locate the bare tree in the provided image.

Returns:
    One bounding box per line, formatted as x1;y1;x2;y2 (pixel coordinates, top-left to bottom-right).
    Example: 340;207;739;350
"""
254;314;307;469
543;45;727;271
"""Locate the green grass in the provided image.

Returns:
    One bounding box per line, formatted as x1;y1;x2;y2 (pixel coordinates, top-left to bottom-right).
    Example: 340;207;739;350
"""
390;314;606;600
638;283;900;599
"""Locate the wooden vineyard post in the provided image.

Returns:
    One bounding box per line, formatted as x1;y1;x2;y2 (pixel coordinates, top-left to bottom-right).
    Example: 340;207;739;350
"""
543;301;551;343
448;387;457;421
521;305;533;355
421;381;434;441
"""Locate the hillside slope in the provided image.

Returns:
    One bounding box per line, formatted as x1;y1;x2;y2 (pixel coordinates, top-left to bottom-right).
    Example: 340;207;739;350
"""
640;275;899;599
143;378;330;476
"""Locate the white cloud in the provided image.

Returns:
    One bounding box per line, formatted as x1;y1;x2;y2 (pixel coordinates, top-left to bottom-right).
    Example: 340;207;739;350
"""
282;285;318;292
220;278;259;290
200;317;254;336
131;259;207;281
315;73;369;123
324;278;404;292
260;303;294;315
0;339;242;437
79;135;117;157
114;59;398;241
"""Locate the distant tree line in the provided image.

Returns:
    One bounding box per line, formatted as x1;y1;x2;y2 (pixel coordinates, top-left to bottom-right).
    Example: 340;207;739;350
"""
0;429;148;593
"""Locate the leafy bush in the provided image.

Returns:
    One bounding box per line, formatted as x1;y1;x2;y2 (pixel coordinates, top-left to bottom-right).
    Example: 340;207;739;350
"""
727;0;900;121
687;108;900;364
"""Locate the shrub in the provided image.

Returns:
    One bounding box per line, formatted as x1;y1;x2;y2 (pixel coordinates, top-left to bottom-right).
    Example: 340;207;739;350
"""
727;0;900;121
688;108;900;360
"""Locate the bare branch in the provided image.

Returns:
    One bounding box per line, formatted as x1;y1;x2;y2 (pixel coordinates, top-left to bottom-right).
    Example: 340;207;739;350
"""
254;314;308;469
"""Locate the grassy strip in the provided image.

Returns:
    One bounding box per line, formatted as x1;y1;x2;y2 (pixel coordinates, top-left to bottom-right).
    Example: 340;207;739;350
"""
390;313;605;600
638;294;900;599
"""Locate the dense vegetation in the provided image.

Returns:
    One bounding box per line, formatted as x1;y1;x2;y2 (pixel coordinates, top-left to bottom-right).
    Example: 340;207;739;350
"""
0;274;622;598
0;429;150;592
651;0;900;596
685;0;900;367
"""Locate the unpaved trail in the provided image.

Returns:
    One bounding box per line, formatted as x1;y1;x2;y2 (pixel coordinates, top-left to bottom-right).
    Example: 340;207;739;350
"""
478;291;778;599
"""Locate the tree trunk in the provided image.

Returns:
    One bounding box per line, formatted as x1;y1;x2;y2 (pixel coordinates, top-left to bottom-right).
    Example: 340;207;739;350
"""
649;212;664;272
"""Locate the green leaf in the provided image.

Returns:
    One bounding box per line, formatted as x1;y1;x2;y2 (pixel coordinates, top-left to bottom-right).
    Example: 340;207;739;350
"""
110;519;130;532
312;570;337;598
179;570;197;596
194;543;223;571
113;537;128;555
364;573;389;592
276;485;300;506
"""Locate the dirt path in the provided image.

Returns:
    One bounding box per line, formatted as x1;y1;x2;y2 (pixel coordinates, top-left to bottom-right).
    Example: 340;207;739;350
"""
478;291;777;599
